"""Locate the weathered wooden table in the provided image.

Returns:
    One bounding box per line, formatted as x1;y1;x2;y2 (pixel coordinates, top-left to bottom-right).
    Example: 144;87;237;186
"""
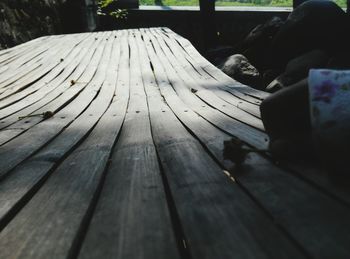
0;28;349;259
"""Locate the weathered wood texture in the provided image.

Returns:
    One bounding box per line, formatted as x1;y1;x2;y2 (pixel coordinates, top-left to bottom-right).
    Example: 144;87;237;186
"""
0;28;349;259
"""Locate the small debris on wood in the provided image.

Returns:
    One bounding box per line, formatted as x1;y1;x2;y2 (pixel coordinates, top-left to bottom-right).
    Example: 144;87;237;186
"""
223;170;235;182
223;138;248;165
70;80;87;86
191;88;198;93
60;58;64;62
42;111;54;119
18;111;54;120
223;138;267;165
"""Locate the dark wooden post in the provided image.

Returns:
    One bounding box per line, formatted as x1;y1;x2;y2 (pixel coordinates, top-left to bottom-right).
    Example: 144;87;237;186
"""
199;0;217;50
60;0;86;33
84;0;98;31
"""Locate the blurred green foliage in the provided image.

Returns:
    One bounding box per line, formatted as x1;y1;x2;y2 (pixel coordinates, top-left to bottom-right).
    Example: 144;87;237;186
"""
140;0;346;8
97;0;127;19
98;0;115;8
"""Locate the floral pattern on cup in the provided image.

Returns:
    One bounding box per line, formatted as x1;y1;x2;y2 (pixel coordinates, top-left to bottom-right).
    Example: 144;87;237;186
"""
308;69;350;148
313;80;339;103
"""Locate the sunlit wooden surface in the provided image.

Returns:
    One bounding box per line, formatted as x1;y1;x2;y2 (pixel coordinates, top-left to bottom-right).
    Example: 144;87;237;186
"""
0;28;349;259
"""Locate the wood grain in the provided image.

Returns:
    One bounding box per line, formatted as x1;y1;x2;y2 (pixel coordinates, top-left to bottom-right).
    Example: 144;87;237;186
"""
0;28;349;259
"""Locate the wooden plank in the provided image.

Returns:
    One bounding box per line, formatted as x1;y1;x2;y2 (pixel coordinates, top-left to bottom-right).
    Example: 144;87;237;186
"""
0;36;54;65
0;36;55;67
148;28;264;131
0;35;86;100
1;28;349;259
0;61;41;93
159;28;350;214
0;36;64;69
162;27;266;99
162;32;265;106
145;28;350;259
0;66;8;75
0;50;128;259
0;37;103;145
0;33;107;145
0;32;113;179
0;38;42;60
0;36;65;91
0;31;122;228
0;37;51;80
162;28;269;102
161;29;350;213
141;29;232;163
153;29;261;118
0;33;94;114
0;33;90;110
285;160;350;206
143;29;268;150
0;41;48;72
137;29;305;259
78;31;180;259
0;32;104;127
